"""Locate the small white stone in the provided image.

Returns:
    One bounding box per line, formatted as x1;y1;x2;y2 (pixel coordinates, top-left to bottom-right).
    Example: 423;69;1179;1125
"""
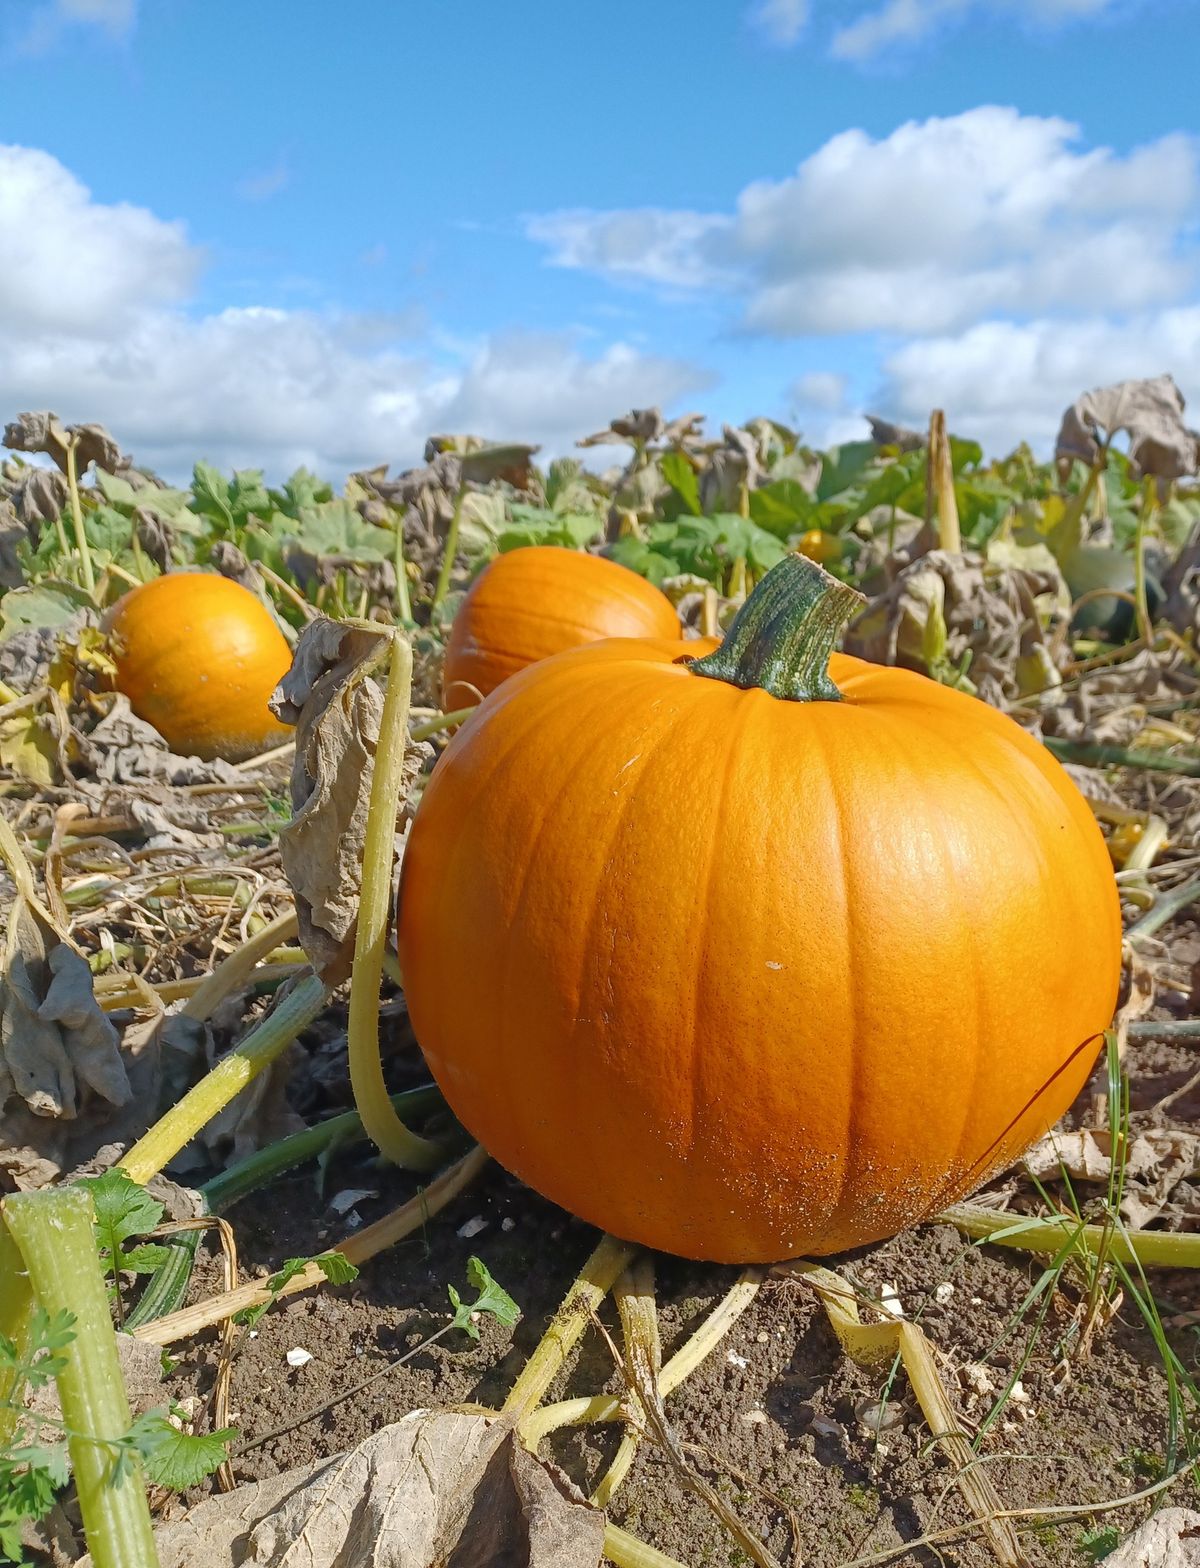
727;1351;749;1369
756;1331;769;1344
742;1409;768;1424
286;1347;313;1368
457;1215;488;1239
330;1188;377;1214
501;1217;516;1233
934;1282;955;1304
880;1282;904;1319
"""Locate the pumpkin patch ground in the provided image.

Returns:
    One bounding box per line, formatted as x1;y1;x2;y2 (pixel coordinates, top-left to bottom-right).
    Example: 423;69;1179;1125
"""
3;401;1200;1568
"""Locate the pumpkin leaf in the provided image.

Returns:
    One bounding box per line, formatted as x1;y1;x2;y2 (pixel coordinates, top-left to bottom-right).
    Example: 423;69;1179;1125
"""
659;450;702;516
0;583;92;640
132;1412;605;1568
271;618;428;987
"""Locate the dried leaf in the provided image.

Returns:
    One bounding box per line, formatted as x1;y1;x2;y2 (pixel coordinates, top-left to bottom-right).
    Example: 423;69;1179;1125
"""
1055;374;1200;481
209;540;261;591
79;693;244;786
271;618;426;986
867;415;924;452
1100;1508;1200;1567
0;914;128;1119
1023;1127;1200;1228
3;411;125;476
133;1412;604;1568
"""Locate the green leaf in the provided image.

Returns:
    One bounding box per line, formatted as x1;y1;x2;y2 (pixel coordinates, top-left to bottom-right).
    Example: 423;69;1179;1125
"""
313;1251;359;1287
76;1169;165;1282
283;500;392;562
125;1409;236;1490
236;1250;357;1329
120;1244;174;1275
659;450;701;516
0;583;91;640
748;479;813;536
815;440;878;502
447;1256;519;1340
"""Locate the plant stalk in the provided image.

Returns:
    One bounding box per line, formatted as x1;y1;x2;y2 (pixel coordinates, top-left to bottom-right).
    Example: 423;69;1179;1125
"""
938;1201;1200;1267
2;1189;159;1568
0;1218;32;1449
928;410;961;554
65;436;96;596
431;484;467;613
409;706;474;743
348;632;443;1170
391;508;413;625
121;973;329;1183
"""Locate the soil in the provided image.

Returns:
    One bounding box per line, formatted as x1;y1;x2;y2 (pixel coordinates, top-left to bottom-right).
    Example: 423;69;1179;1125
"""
154;940;1200;1568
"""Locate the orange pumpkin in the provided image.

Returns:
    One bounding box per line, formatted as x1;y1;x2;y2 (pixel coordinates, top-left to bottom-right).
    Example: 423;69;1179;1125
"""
442;545;680;708
105;572;293;762
399;553;1121;1264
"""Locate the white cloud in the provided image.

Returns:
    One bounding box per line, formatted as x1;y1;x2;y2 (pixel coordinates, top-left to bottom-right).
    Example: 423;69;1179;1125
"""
830;0;968;61
792;371;848;410
526;208;730;292
0;145;197;336
745;0;1131;61
0;145;712;481
879;308;1200;453
751;0;810;46
15;0;137;51
529;110;1199;338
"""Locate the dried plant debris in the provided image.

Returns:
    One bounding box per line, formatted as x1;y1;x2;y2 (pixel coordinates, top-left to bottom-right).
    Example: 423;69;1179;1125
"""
3;411;127;477
1055;374;1200;482
1023;1127;1200;1228
843;547;1066;705
271;617;427;986
136;1413;605;1568
0;909;127;1121
1101;1508;1200;1567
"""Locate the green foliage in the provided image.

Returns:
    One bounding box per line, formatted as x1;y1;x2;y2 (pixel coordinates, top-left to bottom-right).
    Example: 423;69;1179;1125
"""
1079;1524;1120;1562
237;1250;360;1330
446;1256;519;1341
122;1408;236;1490
75;1170;167;1295
498;504;602;552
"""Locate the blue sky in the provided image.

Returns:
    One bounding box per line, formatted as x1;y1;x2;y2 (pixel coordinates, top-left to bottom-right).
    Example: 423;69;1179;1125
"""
2;0;1198;479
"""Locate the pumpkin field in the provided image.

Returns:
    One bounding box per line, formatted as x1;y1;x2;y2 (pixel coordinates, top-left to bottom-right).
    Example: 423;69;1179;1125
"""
1;379;1200;1568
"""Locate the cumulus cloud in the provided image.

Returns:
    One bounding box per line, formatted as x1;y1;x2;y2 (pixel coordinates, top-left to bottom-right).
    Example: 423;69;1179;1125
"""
879;308;1200;453
745;0;1131;61
529;109;1200;338
791;371;849;411
15;0;138;52
750;0;810;46
0;145;712;481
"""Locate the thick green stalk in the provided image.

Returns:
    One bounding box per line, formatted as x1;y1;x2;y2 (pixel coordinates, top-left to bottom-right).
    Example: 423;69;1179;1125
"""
938;1202;1200;1267
691;552;865;702
347;633;442;1170
431;484;467;612
3;1189;159;1568
0;1218;32;1449
1041;738;1200;778
121;973;329;1183
391;508;413;625
65;437;96;596
410;707;474;743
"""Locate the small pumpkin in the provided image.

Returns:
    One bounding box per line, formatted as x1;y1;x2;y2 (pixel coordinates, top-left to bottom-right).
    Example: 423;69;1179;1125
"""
442;545;680;708
399;553;1121;1264
797;528;839;565
104;572;293;762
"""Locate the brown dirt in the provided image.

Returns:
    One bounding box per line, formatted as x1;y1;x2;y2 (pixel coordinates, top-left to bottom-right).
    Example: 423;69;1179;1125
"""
155;1019;1200;1568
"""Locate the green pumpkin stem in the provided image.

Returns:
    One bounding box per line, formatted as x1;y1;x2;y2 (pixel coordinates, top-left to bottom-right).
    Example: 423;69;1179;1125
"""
690;551;866;702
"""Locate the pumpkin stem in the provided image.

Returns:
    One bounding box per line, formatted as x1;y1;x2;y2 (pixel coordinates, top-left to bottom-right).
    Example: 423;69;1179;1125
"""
690;552;865;702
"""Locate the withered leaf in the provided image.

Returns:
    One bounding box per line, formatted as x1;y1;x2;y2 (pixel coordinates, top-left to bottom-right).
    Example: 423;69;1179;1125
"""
1055;374;1200;481
271;618;427;987
3;411;126;476
12;465;69;526
867;414;924;452
138;1412;605;1568
1023;1127;1200;1229
0;912;129;1119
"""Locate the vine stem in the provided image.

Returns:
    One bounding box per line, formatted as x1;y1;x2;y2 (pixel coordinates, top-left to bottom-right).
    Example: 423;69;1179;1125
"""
0;1220;32;1450
347;631;443;1170
410;706;474;743
121;973;328;1184
131;1145;489;1346
65;435;96;596
502;1233;637;1422
936;1201;1200;1266
928;410;961;554
181;907;299;1021
391;507;413;625
431;484;467;613
3;1189;159;1568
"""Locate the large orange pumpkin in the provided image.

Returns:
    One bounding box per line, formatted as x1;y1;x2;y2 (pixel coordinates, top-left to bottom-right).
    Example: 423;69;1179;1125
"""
105;572;293;762
399;553;1122;1264
442;545;680;708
